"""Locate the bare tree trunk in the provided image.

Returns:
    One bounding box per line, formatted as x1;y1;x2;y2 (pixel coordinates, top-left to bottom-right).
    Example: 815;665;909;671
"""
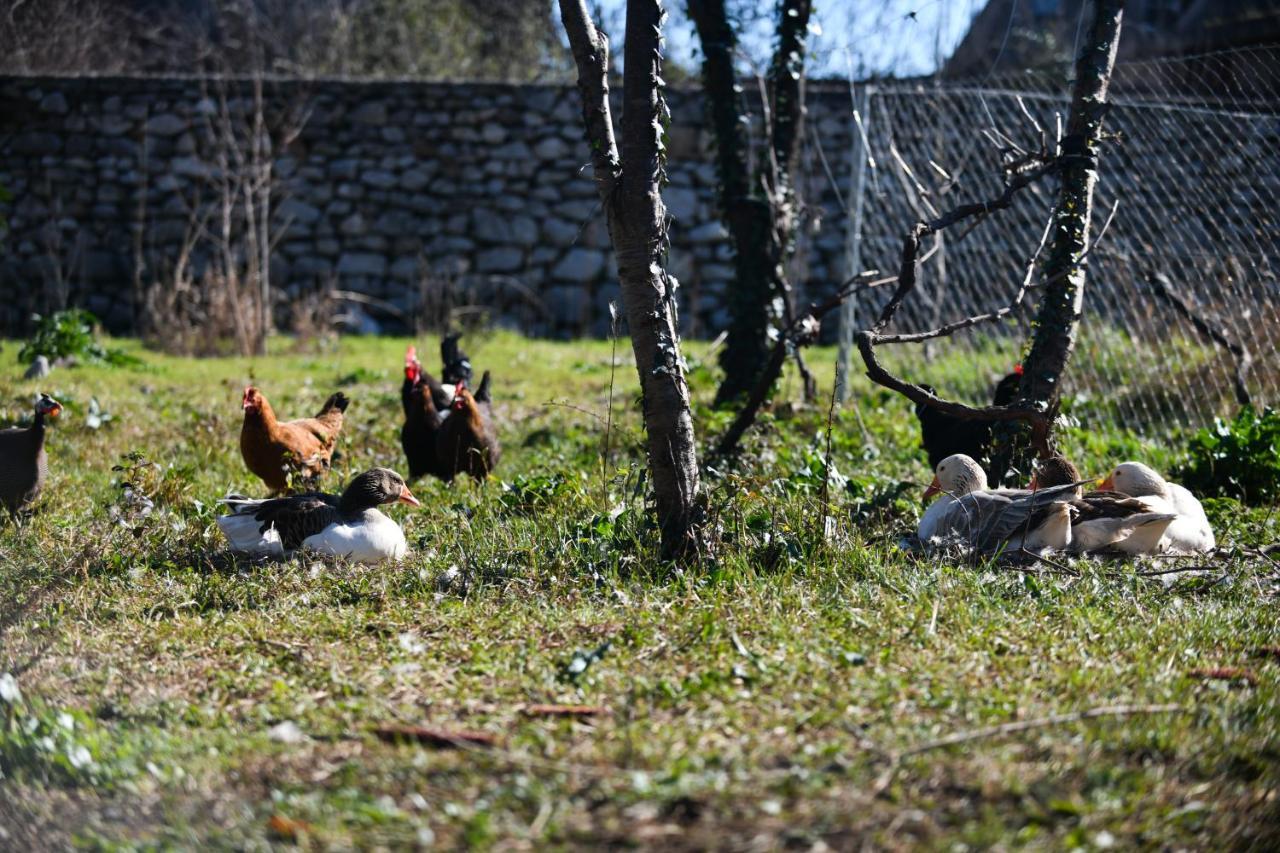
558;0;701;558
689;0;813;406
767;0;811;287
989;0;1124;483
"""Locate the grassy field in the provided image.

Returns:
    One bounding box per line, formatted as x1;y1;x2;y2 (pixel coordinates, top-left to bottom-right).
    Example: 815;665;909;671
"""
1;331;1277;849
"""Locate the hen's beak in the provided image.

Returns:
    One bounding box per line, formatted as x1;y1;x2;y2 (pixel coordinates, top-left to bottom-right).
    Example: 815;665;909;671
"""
398;486;422;508
923;475;942;501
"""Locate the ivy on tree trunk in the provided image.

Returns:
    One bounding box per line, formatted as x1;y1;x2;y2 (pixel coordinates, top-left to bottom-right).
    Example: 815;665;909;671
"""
990;0;1125;483
558;0;702;558
688;0;813;406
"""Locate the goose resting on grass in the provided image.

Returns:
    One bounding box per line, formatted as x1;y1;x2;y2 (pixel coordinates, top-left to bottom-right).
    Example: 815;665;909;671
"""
217;468;420;563
1031;456;1178;555
1098;461;1215;554
918;453;1079;555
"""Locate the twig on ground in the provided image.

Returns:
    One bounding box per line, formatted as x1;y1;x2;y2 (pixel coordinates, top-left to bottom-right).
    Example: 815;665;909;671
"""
1187;667;1257;686
872;703;1186;796
1137;564;1217;577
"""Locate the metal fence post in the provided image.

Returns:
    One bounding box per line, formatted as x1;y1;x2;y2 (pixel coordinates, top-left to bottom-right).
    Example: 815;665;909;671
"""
836;84;873;403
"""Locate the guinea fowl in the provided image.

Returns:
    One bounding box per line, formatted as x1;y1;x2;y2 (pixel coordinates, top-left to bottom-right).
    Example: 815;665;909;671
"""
916;367;1023;471
218;467;420;563
0;394;62;521
401;345;445;480
1030;456;1178;555
918;453;1078;554
436;374;500;482
240;386;349;493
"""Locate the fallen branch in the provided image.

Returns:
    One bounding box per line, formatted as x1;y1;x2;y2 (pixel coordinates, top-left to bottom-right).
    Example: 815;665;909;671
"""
370;724;499;749
521;704;612;718
1187;667;1257;686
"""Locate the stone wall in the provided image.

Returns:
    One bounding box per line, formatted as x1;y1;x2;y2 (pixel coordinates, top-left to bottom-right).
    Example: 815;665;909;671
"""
0;75;856;338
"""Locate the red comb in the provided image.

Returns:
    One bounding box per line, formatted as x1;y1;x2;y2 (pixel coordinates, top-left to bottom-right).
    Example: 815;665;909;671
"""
1013;363;1024;375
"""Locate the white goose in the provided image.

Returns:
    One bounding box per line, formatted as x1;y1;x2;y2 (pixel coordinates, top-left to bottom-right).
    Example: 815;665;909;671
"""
217;468;420;563
1098;461;1215;554
918;454;1077;554
1030;456;1178;555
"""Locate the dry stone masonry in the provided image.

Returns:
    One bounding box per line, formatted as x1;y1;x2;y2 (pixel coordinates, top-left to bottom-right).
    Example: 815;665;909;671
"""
0;76;857;338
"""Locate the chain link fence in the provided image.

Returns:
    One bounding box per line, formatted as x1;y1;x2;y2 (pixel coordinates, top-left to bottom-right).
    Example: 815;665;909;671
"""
833;45;1280;433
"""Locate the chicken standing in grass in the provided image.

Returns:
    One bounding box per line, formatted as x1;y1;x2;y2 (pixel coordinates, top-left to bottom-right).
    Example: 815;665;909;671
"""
436;374;500;482
401;335;498;482
240;386;349;493
0;394;62;521
401;346;445;480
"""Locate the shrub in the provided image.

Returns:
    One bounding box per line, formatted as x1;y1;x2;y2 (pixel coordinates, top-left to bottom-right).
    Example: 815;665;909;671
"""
1178;406;1280;504
18;309;138;367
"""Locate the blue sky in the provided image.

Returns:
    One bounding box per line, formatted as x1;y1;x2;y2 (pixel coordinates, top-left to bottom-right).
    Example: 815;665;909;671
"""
591;1;988;79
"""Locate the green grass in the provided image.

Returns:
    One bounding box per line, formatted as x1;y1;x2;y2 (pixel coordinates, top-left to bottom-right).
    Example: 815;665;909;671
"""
1;331;1277;849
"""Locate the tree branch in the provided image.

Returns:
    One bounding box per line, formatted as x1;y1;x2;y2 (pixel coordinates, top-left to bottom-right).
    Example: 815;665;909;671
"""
557;0;620;200
708;137;1064;460
1147;270;1252;407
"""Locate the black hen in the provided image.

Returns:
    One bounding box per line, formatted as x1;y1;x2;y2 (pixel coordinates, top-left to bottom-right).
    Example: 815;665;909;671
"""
401;345;444;480
441;332;473;387
915;369;1022;470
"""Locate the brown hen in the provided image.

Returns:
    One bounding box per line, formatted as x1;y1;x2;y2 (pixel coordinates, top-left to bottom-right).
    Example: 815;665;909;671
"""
240;386;349;493
435;372;500;482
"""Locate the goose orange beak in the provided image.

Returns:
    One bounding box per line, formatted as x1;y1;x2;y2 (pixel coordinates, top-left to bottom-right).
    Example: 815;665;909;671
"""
923;475;942;501
1098;475;1114;491
398;486;421;508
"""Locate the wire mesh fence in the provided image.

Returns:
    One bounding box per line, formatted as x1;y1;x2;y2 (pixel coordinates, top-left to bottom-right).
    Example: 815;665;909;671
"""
833;45;1280;434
